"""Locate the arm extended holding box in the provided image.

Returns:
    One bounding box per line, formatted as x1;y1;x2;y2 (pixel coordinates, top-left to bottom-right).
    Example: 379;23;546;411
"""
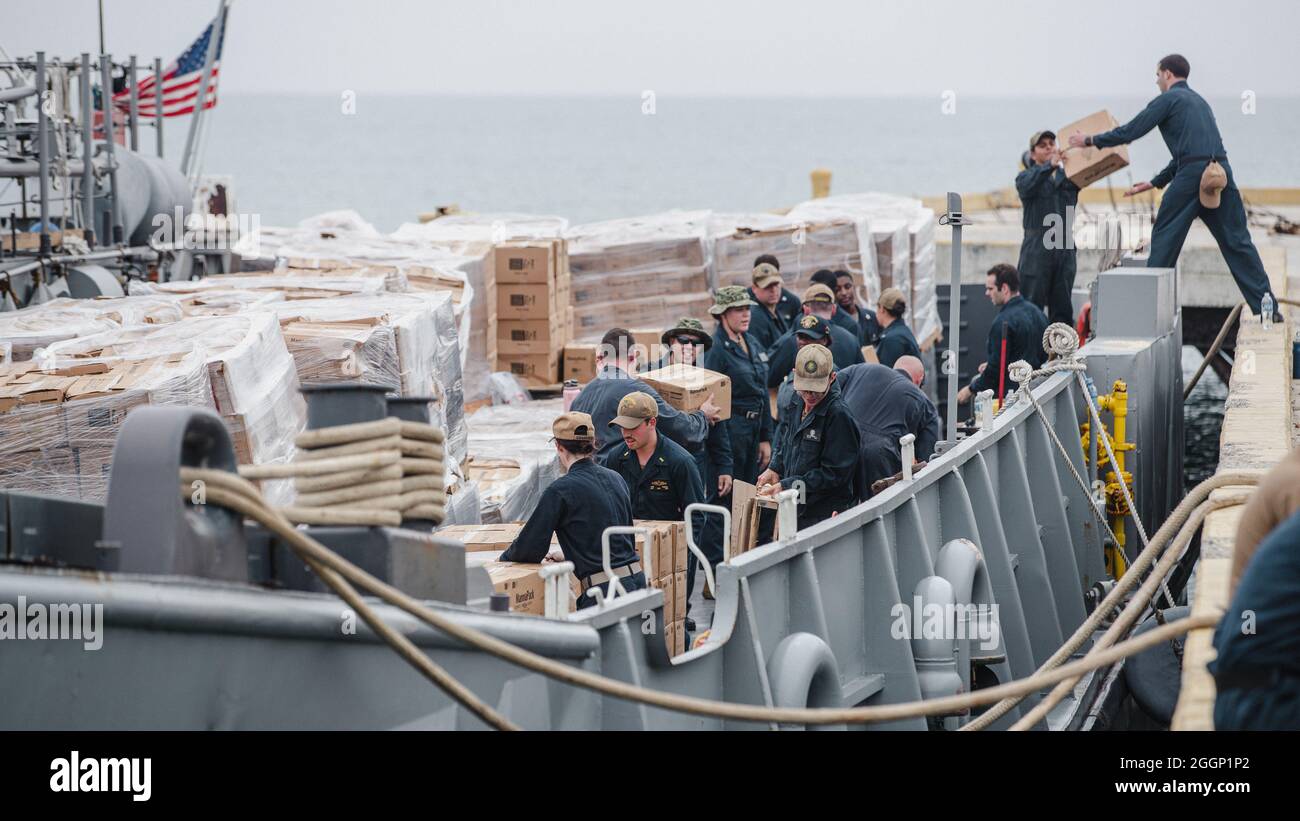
1068;94;1174;193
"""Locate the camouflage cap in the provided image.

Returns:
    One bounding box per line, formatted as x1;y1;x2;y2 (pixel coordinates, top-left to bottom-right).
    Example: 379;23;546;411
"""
801;283;835;304
609;391;659;429
709;285;758;316
1030;129;1056;149
661;316;712;349
792;344;834;392
553;411;596;442
751;262;783;289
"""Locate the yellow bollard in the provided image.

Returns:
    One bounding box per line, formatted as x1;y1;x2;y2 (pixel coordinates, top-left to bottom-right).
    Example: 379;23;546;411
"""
811;168;832;199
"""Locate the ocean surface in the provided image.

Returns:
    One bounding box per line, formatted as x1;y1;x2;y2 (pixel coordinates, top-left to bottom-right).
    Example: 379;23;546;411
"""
174;94;1300;231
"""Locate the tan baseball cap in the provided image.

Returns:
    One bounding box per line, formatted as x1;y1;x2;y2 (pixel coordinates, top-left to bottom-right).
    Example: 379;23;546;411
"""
792;344;834;392
609;391;658;429
752;262;783;289
1029;129;1056;149
1200;161;1227;208
553;411;596;441
878;287;907;314
801;283;835;305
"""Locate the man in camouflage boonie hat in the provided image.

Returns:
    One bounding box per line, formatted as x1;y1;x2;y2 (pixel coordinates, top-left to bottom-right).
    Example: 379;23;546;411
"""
709;285;758;316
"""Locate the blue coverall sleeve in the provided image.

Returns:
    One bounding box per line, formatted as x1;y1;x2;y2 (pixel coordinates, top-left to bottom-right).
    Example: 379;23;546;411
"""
1151;157;1177;189
968;314;1006;396
710;419;734;476
768;409;788;477
501;485;564;563
1016;163;1056;200
912;396;940;461
680;456;705;510
766;337;795;389
1092;93;1172;148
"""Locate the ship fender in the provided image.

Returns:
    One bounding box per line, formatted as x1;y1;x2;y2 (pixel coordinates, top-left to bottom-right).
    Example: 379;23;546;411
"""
934;538;1005;665
767;632;844;730
910;575;966;714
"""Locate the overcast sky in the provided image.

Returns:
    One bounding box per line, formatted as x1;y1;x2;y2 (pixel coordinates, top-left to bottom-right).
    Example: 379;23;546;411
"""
8;0;1300;98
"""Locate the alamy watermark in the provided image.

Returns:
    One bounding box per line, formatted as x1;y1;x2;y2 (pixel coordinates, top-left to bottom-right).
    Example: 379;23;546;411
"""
150;206;261;255
0;596;103;650
891;596;1000;652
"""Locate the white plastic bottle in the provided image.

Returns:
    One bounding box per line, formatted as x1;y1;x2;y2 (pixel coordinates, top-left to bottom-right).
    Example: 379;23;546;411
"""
1261;293;1274;330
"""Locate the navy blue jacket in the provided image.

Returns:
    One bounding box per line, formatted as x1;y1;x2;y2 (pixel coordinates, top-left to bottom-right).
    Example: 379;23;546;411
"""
704;326;773;443
875;320;921;369
570;365;708;461
829;306;860;340
769;383;860;527
765;325;863;389
1093;80;1227;189
836;363;940;497
842;305;882;346
1017;162;1079;248
747;287;801;351
603;433;704;524
501;458;636;579
968;295;1048;398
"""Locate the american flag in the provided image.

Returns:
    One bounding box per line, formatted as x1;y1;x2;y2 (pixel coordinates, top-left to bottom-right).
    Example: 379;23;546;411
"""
113;5;228;118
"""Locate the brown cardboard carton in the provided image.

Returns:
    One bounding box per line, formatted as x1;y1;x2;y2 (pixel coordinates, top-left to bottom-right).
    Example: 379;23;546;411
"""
496;283;564;321
633;520;677;581
670;521;686;576
639;363;731;420
673;570;686;621
498;350;560;386
563;342;599;383
483;561;581;616
495;316;566;356
439;523;525;552
1059;110;1130;188
493;242;557;285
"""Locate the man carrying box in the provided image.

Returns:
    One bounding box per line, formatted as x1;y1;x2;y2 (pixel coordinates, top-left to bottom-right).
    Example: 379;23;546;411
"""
571;327;721;461
757;345;860;530
604;391;707;632
1016;130;1080;325
501;411;646;608
1067;53;1280;320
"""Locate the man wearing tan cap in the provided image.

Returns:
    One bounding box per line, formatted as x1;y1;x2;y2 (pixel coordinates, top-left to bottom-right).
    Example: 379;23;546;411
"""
747;254;802;351
502;411;646;607
1067;53;1279;320
763;283;865;390
1017;129;1079;325
758;345;860;529
874;287;922;369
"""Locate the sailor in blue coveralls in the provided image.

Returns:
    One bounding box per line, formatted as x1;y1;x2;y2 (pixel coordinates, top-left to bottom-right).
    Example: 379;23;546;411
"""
501;412;646;609
1067;53;1280;318
873;287;922;369
958;264;1048;407
747;256;802;352
702;286;772;576
1016;130;1080;325
765;283;864;390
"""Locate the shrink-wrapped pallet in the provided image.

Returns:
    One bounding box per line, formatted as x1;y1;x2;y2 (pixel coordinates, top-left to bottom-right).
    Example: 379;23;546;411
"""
710;212;873;299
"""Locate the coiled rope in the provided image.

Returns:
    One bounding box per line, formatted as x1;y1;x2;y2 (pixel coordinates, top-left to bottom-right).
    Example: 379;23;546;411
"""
178;466;1238;729
238;418;448;527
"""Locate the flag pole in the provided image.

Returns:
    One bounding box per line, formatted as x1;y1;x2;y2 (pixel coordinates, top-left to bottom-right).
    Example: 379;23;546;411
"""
180;0;228;179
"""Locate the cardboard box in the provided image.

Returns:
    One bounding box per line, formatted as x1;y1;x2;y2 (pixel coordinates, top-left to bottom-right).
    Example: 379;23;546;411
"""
1059;110;1130;188
666;619;685;656
563;342;599;383
482;561;582;616
639;363;731;421
498;350;560;386
493;242;557;286
495;316;566;356
439;523;525;552
673;570;686;622
496;283;568;322
633;520;677;581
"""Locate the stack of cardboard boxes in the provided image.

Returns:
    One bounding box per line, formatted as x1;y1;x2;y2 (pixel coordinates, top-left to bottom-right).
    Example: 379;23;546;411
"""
490;241;572;387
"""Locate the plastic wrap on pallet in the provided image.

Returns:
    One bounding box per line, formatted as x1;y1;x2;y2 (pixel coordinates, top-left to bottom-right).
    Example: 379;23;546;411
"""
459;398;564;523
709;212;875;301
268;292;468;465
39;314;307;504
907;207;942;347
0;350;214;502
0;295;185;361
131;274;389;300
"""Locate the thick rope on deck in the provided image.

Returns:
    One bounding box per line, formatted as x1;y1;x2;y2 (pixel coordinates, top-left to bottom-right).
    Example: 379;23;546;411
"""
237;418;446;527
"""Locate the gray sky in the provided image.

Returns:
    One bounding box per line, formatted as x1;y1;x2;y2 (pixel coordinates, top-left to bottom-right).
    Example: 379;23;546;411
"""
8;0;1300;97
